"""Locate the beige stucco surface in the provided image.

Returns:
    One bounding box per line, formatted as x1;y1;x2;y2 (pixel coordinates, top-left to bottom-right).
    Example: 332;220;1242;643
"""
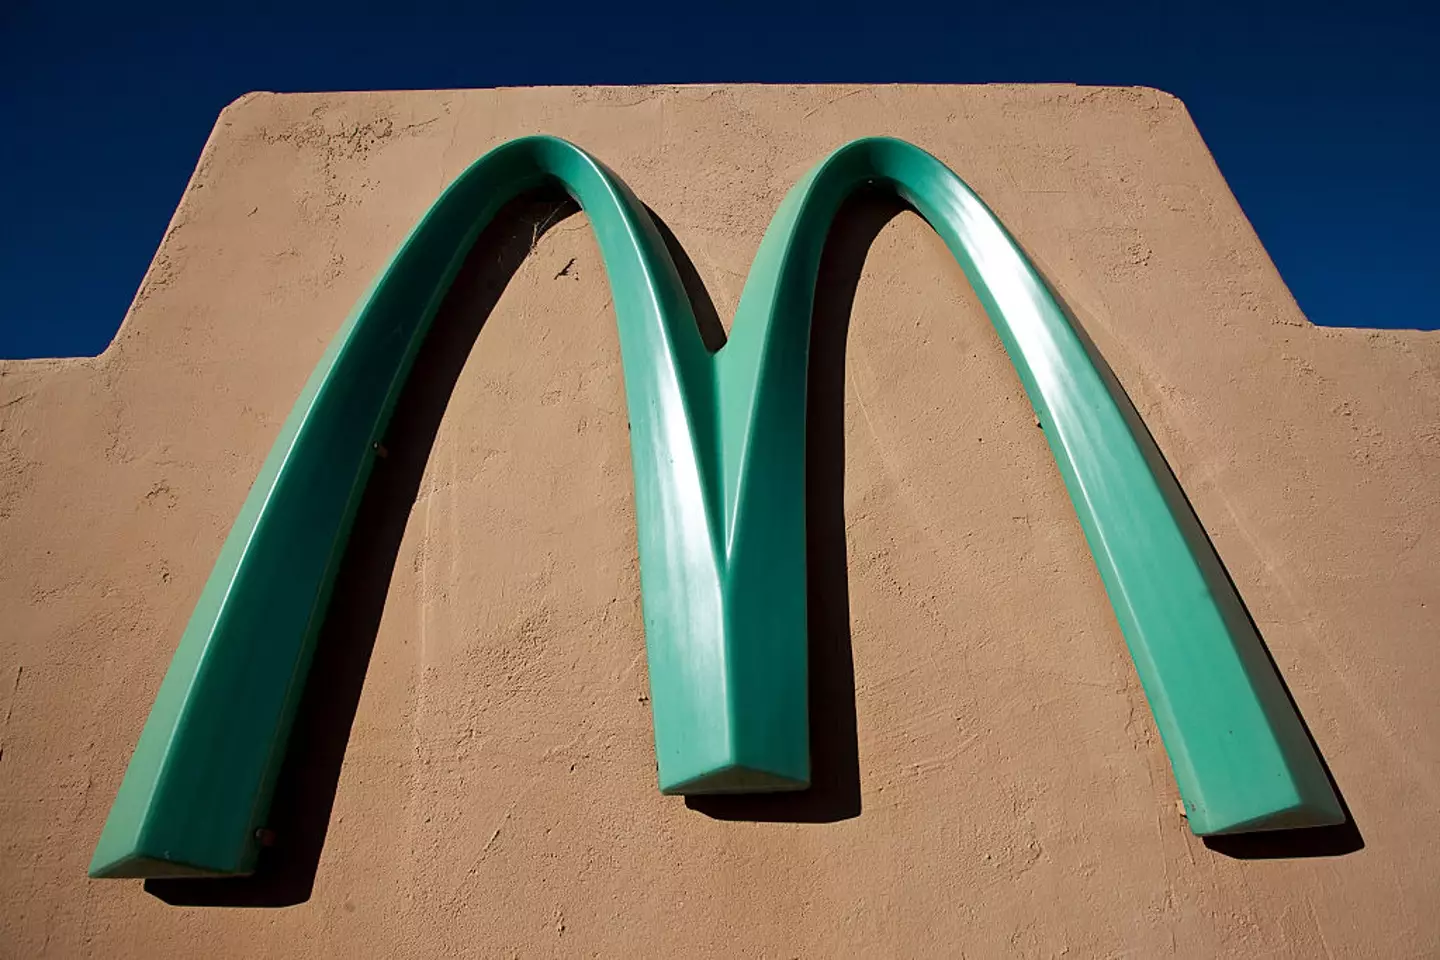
2;84;1437;957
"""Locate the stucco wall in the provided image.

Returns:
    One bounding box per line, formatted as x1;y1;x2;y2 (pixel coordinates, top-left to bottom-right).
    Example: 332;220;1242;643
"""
2;84;1437;957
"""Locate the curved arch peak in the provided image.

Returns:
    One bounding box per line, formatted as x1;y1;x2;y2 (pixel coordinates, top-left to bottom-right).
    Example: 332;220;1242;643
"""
91;136;1341;879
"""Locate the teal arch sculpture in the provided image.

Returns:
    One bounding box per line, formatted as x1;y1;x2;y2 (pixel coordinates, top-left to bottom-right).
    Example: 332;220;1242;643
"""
90;136;1342;879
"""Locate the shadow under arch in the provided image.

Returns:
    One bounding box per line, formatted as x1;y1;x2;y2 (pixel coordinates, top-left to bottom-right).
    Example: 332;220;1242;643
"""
98;137;1350;897
147;188;581;906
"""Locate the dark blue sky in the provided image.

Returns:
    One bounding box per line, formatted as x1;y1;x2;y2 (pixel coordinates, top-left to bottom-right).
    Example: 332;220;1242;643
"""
2;2;1436;358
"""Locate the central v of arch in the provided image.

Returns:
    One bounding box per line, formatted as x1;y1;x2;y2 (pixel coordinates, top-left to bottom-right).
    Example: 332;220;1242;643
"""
91;136;1342;879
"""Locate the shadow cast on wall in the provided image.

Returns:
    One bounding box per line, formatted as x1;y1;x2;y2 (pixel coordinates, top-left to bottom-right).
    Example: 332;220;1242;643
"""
147;189;578;907
146;187;1358;908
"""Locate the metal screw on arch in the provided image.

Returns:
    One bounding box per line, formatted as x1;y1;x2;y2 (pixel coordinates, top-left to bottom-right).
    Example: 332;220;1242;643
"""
89;136;1341;880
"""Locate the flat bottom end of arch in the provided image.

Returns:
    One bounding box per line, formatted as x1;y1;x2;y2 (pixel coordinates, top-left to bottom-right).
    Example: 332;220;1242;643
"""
1189;796;1347;837
661;764;810;796
88;850;247;881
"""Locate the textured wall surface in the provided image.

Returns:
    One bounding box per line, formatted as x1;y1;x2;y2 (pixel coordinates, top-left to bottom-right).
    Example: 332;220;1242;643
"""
2;84;1437;957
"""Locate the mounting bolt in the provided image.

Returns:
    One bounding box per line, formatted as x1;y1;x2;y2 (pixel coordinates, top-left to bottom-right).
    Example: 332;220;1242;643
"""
255;827;277;847
373;442;389;459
